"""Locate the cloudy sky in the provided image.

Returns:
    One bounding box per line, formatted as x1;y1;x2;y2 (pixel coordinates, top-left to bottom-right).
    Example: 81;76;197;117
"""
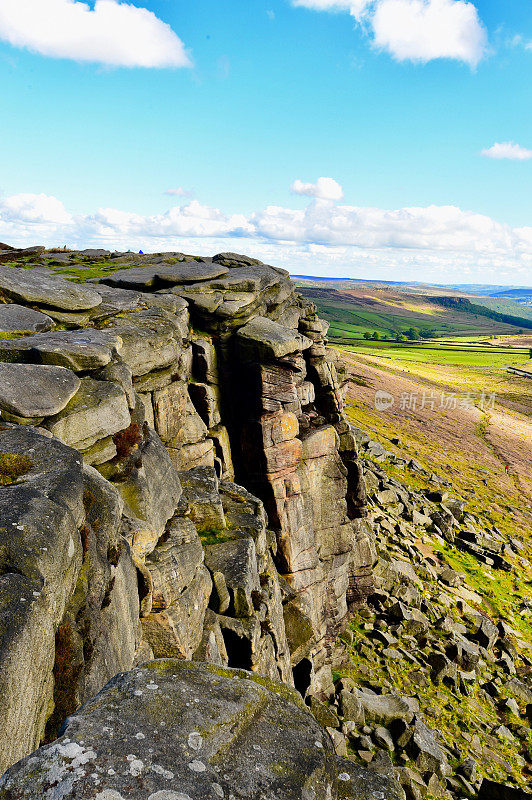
0;0;530;285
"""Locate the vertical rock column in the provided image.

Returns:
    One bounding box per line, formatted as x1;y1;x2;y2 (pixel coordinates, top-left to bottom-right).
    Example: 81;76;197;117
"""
232;315;375;695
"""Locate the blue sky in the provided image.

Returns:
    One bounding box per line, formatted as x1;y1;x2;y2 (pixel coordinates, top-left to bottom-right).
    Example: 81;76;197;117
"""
0;0;531;284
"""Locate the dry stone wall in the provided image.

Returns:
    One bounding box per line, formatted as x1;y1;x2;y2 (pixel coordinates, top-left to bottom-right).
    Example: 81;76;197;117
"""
0;248;376;778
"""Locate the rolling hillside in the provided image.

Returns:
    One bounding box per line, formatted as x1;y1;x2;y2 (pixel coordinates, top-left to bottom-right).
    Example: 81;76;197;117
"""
296;284;531;342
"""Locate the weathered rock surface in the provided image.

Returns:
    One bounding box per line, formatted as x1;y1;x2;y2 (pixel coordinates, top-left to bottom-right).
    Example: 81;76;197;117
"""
0;251;374;793
0;329;122;370
0;303;54;333
0;264;102;310
101;260;229;290
0;362;80;418
0;661;404;800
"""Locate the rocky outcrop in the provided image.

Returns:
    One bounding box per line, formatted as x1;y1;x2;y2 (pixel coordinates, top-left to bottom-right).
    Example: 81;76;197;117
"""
0;249;375;779
0;660;403;800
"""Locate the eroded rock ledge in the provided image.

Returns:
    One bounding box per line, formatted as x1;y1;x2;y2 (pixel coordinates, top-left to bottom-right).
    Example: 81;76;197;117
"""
0;248;380;793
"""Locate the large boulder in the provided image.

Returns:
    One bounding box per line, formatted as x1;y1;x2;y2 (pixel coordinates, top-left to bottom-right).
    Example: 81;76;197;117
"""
99;260;229;290
0;329;121;370
236;316;312;360
0;303;54;333
0;660;404;800
0;265;102;310
0;363;80;419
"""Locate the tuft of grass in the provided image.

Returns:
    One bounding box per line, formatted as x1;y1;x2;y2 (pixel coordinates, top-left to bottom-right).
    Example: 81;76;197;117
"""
0;452;33;485
200;527;236;546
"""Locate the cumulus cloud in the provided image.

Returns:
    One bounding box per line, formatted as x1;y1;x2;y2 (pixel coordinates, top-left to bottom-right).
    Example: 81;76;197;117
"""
481;142;532;161
0;193;72;225
0;0;191;68
292;0;488;66
291;177;344;201
1;191;530;284
371;0;487;65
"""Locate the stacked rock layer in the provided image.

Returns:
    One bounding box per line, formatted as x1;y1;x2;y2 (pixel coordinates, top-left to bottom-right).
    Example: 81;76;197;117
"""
0;249;377;786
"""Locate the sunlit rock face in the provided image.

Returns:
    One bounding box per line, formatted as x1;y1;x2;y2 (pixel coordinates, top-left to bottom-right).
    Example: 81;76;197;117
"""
0;248;375;776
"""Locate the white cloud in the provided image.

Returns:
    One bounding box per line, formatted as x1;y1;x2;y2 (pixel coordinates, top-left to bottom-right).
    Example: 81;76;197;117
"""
0;193;72;224
371;0;487;66
0;191;530;285
481;142;532;161
291;177;344;201
292;0;488;66
0;0;191;68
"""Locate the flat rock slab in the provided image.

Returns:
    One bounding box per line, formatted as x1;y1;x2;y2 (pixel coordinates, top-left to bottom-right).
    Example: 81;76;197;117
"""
99;261;229;291
0;660;403;800
0;363;80;418
89;284;143;315
236;316;312;360
0;265;102;310
0;304;54;333
0;330;122;370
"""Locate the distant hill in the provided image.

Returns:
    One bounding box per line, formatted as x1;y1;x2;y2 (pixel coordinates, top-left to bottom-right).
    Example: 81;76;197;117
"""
297;282;529;342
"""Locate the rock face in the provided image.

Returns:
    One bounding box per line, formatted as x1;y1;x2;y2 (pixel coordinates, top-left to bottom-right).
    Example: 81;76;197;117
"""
0;249;375;785
0;661;403;800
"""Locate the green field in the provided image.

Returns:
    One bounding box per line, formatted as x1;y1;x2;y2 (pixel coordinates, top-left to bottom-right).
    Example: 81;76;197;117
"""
314;298;465;339
339;340;530;368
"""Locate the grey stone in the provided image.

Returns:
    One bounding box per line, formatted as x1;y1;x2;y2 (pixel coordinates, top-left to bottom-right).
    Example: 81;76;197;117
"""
0;329;121;371
146;517;204;609
109;430;182;536
0;304;53;333
106;310;183;376
472;615;499;650
0;264;102;310
504;677;532;705
99;260;229;290
141;566;212;659
374;726;395;751
339;690;366;724
0;363;80;419
0;661;404;799
179;466;226;533
236;316;312;360
0;427;85;773
356;691;412;726
45;378;130;451
204;536;260;618
458;756;477;782
406;716;450;777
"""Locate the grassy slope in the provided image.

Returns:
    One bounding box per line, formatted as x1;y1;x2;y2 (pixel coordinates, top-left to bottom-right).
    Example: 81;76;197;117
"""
335;346;532;791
